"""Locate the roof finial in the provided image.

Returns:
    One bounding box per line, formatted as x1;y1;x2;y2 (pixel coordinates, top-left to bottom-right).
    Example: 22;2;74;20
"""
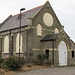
47;0;49;2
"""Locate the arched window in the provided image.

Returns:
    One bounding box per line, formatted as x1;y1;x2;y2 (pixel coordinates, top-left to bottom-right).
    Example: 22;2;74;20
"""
4;36;9;53
55;28;59;33
37;24;42;36
16;33;22;53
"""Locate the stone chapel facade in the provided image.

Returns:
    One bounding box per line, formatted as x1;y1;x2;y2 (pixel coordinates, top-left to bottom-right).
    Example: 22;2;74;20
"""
0;1;75;66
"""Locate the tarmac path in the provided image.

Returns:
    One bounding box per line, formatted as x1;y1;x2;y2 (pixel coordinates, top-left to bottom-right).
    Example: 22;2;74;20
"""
13;66;75;75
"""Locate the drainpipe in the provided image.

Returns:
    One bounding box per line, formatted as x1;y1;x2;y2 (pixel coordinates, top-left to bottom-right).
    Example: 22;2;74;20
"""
52;40;54;65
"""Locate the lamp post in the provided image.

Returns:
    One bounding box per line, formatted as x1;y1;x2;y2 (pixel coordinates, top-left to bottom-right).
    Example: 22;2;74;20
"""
19;8;25;58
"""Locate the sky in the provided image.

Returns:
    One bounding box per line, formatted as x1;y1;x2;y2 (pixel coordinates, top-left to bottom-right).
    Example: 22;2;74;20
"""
0;0;75;42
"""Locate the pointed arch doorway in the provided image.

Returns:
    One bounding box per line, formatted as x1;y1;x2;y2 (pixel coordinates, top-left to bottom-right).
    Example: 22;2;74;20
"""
58;40;67;66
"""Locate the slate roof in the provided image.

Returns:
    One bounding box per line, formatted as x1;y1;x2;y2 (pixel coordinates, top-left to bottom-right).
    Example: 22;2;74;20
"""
0;5;43;32
41;34;56;42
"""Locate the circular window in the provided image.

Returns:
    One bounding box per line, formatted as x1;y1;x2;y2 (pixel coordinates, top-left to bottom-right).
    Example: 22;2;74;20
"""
43;13;53;26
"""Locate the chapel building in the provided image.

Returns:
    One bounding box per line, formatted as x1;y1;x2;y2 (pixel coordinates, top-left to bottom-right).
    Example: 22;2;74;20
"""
0;1;75;66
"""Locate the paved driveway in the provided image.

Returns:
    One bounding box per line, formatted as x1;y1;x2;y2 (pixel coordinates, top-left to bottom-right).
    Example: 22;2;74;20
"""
13;66;75;75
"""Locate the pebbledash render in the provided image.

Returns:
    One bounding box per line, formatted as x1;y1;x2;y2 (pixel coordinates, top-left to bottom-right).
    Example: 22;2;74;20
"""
0;1;75;66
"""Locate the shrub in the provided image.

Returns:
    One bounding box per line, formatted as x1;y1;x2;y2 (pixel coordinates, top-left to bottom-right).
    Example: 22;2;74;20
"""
3;56;24;71
0;58;4;68
37;54;47;65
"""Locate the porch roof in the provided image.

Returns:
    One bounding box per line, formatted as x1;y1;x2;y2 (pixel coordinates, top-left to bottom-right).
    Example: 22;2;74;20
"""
41;33;56;42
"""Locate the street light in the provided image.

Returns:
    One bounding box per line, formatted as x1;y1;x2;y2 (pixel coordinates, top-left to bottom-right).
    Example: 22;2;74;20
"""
19;8;25;58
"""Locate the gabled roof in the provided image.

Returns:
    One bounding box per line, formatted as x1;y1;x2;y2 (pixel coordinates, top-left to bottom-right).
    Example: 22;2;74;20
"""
0;5;43;32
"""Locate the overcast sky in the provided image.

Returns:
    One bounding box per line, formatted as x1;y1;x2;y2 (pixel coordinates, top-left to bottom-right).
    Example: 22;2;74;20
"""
0;0;75;42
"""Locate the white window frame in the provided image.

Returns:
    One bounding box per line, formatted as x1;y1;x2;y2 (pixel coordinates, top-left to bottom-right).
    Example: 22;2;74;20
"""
37;24;42;36
16;33;23;53
4;36;9;53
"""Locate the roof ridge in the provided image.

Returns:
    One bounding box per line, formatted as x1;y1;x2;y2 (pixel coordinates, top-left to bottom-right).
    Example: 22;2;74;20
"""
12;5;43;17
